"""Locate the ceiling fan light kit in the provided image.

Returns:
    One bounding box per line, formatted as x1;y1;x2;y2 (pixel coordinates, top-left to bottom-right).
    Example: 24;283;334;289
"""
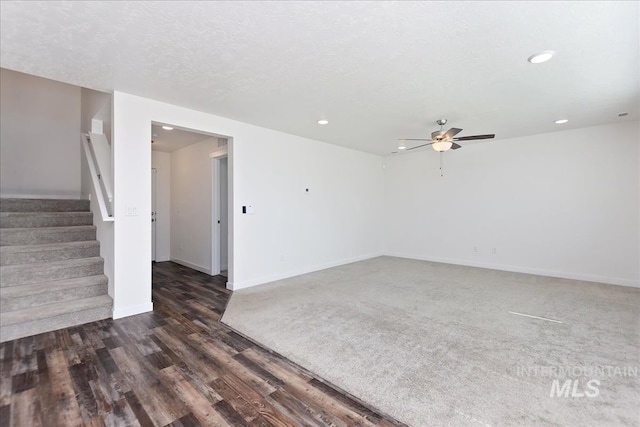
397;119;496;176
432;140;453;152
399;119;495;153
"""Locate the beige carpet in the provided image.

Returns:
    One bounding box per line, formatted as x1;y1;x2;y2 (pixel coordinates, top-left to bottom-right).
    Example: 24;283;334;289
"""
221;256;640;426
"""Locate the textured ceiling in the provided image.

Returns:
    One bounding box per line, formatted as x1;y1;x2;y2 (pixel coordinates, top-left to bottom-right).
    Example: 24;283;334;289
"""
150;124;210;153
1;1;638;155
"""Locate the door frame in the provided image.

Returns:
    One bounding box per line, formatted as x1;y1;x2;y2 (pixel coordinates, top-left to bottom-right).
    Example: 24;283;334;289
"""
210;147;228;278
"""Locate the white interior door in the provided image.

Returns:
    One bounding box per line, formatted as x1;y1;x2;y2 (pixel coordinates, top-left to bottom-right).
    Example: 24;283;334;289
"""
152;168;157;262
210;151;228;276
219;157;228;271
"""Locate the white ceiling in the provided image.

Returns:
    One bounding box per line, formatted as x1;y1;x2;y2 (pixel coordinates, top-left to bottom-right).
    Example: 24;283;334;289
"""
1;1;638;155
150;124;211;153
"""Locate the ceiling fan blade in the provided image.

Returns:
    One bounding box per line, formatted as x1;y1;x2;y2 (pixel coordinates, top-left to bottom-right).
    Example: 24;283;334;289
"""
400;138;432;141
443;127;463;139
450;142;462;150
431;130;442;140
407;142;433;150
453;134;495;141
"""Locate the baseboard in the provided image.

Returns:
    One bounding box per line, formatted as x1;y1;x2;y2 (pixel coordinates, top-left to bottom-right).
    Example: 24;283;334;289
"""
170;257;212;275
0;192;84;200
385;252;640;288
113;301;153;319
155;256;171;262
230;252;384;290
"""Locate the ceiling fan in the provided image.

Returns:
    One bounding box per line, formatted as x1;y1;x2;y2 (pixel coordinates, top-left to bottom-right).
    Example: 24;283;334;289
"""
398;119;495;152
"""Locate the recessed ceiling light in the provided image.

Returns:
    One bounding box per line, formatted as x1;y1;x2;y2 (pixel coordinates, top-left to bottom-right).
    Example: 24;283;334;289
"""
528;50;555;64
162;126;174;130
317;119;329;125
398;141;407;150
554;119;569;124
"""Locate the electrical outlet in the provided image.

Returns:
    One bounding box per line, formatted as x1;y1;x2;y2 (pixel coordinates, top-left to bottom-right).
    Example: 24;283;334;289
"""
492;247;497;254
473;246;478;253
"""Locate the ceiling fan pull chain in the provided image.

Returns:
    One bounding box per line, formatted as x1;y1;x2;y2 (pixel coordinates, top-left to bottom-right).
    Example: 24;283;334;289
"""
440;151;444;177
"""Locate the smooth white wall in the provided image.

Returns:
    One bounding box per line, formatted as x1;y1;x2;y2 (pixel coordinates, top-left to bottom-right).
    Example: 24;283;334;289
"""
152;151;171;262
170;136;218;273
0;68;81;198
384;121;640;287
81;88;111;198
81;87;111;141
112;93;152;318
111;91;384;317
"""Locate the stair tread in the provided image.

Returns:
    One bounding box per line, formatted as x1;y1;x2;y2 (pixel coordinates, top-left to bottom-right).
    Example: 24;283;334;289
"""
0;212;92;217
0;198;90;213
1;275;108;298
1;295;112;326
1;256;103;270
1;225;96;232
0;241;99;254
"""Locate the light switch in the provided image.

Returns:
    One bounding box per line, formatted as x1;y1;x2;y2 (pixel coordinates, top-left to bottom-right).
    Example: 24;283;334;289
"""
126;206;139;216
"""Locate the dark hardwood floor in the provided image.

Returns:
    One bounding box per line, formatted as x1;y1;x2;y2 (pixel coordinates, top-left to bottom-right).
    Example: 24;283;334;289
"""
0;261;405;426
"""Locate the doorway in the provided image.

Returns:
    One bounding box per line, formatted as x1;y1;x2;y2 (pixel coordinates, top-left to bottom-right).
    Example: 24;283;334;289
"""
150;122;233;287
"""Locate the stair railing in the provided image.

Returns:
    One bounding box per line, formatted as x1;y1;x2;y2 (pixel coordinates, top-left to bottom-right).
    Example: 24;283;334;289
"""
82;133;114;220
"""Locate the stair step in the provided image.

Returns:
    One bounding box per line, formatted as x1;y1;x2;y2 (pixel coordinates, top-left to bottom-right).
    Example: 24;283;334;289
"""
0;241;100;265
0;198;90;213
1;257;104;286
1;275;108;311
0;211;93;228
0;225;96;246
0;295;112;342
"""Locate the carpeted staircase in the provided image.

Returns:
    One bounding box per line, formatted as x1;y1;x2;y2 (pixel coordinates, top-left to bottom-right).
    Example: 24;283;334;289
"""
0;198;112;342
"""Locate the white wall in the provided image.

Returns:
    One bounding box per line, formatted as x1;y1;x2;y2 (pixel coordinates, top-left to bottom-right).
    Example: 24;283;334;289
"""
0;68;81;198
111;91;384;316
220;157;229;270
80;87;111;141
384;121;640;287
152;151;171;262
170;137;218;272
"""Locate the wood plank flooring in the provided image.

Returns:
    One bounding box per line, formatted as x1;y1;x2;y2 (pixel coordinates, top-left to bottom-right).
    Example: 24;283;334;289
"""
0;261;406;426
